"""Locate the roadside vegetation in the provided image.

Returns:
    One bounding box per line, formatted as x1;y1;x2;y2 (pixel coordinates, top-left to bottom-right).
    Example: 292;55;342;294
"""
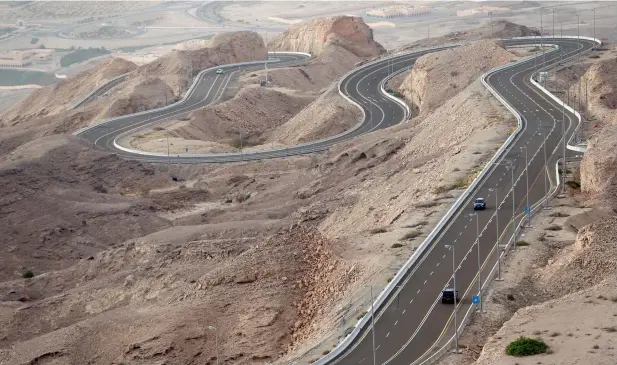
505;337;548;356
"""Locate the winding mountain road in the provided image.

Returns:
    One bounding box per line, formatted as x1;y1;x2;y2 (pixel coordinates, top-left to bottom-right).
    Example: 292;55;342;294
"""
73;36;598;365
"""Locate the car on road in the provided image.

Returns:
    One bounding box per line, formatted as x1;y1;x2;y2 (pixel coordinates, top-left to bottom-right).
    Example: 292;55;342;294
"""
441;289;460;304
473;197;486;210
216;69;224;74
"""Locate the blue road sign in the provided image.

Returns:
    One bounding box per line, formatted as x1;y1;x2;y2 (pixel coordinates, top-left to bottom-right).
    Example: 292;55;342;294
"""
525;206;530;215
472;295;480;305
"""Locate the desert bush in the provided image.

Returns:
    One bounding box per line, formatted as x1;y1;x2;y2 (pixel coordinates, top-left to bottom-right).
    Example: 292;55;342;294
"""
405;220;428;228
549;212;570;217
515;240;530;246
565;180;581;189
545;224;562;231
391;243;404;248
22;270;34;279
416;201;439;208
370;227;388;234
505;337;548;357
322;350;330;355
401;230;421;240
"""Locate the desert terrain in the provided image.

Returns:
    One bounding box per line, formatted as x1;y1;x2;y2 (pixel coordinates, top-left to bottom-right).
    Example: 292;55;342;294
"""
0;1;616;365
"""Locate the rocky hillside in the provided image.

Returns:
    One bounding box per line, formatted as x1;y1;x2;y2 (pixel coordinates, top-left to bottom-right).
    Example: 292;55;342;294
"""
398;40;516;115
270;16;385;58
578;57;617;199
1;58;136;126
397;20;540;53
0;31;267;159
174;85;313;144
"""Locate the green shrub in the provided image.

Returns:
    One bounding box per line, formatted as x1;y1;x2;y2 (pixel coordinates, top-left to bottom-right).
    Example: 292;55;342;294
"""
22;270;34;279
515;240;530;246
30;37;39;44
391;243;404;248
505;337;548;357
322;350;330;355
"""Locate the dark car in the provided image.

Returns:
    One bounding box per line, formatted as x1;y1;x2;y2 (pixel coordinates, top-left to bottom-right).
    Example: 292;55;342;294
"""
441;288;460;304
473;197;486;210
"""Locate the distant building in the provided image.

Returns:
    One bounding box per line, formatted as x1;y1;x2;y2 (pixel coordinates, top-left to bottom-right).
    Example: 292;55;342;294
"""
366;5;430;19
0;51;32;68
0;49;54;67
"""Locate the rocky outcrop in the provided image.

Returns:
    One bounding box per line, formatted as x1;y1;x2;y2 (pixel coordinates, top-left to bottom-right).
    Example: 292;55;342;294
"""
398;40;514;114
270;16;385;58
580;123;617;197
577;58;617;198
134;31;267;97
175;85;313;144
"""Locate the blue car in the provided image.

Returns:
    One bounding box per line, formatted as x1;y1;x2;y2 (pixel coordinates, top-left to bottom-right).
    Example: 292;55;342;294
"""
473;198;486;210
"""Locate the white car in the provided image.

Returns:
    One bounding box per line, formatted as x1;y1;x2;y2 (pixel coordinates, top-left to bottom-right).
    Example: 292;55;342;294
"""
216;69;224;74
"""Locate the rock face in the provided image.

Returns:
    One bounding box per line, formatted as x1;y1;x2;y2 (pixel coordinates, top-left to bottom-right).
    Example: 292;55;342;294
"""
132;31;267;99
580;123;617;198
578;58;617;198
175;85;313;144
398;40;514;114
270;16;385;58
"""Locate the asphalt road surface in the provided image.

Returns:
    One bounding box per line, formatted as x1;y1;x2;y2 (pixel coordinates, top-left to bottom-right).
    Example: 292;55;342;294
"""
323;37;595;365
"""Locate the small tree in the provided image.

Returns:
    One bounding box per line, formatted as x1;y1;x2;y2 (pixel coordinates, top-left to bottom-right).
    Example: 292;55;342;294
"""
506;337;548;357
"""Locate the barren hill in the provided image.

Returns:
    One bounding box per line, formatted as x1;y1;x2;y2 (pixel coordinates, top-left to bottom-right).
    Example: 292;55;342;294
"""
1;58;136;126
399;40;516;114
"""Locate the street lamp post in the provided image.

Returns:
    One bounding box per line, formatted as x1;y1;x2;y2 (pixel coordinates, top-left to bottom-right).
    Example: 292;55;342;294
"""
593;8;596;50
577;13;582;141
488;187;503;281
166;132;171;174
207;325;219;365
520;145;531;227
469;213;483;312
367;285;377;365
538;131;550;210
444;244;461;354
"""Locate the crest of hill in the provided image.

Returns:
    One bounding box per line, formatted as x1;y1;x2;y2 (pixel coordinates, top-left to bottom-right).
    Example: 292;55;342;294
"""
397;20;540;52
270;16;385;58
1;58;137;126
398;40;515;115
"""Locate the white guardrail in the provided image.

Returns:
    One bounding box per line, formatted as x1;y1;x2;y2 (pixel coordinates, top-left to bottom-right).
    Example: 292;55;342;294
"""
70;72;129;110
110;45;462;158
308;35;601;365
72;53;309;137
